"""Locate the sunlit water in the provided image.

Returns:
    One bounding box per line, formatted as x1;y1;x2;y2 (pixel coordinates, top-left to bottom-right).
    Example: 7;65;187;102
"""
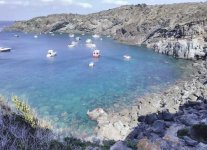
0;22;190;137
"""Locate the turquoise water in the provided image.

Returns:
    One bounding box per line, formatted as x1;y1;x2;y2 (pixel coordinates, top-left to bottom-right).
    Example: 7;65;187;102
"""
0;25;189;136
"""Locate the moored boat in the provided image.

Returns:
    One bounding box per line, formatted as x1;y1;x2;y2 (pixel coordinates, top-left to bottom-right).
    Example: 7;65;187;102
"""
0;47;11;52
86;39;92;44
92;34;100;38
123;55;131;60
69;34;75;38
47;50;57;57
89;62;95;68
76;37;81;41
86;43;96;48
93;50;101;58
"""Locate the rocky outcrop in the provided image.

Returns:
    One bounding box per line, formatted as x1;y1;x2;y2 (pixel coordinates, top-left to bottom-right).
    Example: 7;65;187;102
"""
87;60;207;150
145;21;207;59
6;2;207;60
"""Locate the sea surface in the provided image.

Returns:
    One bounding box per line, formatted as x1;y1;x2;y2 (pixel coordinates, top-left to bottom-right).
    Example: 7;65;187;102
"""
0;22;190;137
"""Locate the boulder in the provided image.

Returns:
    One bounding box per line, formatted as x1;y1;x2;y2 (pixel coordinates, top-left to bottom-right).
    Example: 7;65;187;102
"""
138;116;146;122
188;94;198;102
87;108;107;121
152;120;166;136
97;124;123;141
145;114;158;124
161;110;174;121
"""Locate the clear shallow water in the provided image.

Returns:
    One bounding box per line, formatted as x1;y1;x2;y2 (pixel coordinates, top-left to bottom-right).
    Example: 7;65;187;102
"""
0;25;190;136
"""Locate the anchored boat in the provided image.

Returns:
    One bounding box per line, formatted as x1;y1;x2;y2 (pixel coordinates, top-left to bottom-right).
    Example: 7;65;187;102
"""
89;62;95;68
123;55;131;60
92;34;100;38
0;47;11;52
47;50;57;57
86;39;92;44
93;50;101;58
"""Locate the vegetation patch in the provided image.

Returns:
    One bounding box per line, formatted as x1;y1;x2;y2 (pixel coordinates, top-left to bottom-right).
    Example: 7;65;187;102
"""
190;124;207;144
177;128;189;139
12;96;38;127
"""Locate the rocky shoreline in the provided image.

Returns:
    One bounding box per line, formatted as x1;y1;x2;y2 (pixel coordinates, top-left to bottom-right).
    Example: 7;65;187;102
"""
87;60;207;149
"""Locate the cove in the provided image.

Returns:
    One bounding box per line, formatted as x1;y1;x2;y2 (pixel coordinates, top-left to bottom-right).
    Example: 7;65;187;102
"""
0;29;190;137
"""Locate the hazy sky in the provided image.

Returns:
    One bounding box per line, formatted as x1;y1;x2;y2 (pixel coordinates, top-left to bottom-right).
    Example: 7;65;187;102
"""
0;0;205;21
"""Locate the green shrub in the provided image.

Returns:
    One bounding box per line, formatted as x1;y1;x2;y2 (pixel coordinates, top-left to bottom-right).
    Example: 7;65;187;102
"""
177;128;189;138
191;124;207;144
12;96;38;127
126;140;137;150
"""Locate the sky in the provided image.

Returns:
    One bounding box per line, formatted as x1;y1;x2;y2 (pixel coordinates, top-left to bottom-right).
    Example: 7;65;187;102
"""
0;0;205;21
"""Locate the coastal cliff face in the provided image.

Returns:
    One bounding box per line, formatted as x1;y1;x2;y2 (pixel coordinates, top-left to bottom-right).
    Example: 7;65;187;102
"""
7;2;207;60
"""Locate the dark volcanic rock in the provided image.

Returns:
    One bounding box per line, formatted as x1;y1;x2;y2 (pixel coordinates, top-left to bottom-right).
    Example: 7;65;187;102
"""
145;114;158;124
138;115;146;122
159;110;174;121
152;120;166;136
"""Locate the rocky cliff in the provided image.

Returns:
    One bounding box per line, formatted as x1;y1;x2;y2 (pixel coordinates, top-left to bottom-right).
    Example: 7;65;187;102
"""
7;2;207;59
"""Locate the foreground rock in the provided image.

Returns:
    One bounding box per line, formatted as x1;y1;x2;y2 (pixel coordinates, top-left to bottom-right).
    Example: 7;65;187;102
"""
6;2;207;60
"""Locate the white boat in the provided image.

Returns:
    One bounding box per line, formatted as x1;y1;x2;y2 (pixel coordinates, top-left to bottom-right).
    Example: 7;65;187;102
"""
51;33;55;36
92;34;100;38
76;37;81;41
34;35;38;38
82;33;85;36
69;34;75;38
68;44;75;48
0;47;11;52
93;50;101;58
47;50;57;57
89;62;95;68
68;41;78;48
14;35;19;37
86;43;96;48
107;35;111;38
86;39;92;44
123;55;131;60
71;41;78;45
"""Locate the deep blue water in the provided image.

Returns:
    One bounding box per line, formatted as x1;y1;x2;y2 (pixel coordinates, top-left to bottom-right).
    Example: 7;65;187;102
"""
0;22;190;137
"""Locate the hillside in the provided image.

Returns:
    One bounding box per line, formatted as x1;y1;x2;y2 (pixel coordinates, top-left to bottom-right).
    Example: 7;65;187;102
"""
7;2;207;59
